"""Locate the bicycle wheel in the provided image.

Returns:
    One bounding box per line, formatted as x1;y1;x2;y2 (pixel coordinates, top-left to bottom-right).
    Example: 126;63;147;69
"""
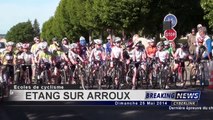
151;69;158;89
138;68;148;89
190;66;197;87
125;69;133;89
176;67;187;88
159;70;166;89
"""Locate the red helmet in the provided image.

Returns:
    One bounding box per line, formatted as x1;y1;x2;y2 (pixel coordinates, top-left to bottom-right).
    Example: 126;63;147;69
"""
126;40;133;47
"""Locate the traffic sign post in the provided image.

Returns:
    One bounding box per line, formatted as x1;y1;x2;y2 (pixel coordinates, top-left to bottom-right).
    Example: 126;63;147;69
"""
164;13;177;28
164;28;177;41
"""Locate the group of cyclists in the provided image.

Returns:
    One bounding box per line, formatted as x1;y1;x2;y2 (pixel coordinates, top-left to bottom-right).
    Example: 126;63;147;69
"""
0;25;212;90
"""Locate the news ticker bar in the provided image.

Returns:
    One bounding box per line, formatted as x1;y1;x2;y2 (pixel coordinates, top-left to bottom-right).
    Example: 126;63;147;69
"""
1;101;198;106
8;89;201;102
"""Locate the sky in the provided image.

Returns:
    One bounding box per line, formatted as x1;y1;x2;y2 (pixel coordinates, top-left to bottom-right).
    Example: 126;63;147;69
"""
0;0;60;34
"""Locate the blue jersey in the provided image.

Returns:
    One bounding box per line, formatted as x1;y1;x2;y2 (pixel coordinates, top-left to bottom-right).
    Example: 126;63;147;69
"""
205;38;212;56
106;42;111;55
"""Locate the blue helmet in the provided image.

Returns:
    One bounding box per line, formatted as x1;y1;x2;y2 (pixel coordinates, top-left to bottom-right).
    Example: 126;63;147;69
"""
79;36;86;46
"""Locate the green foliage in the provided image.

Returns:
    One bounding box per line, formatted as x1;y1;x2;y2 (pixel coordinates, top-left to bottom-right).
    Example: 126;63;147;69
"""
41;0;208;42
33;19;40;37
6;20;34;43
201;0;213;28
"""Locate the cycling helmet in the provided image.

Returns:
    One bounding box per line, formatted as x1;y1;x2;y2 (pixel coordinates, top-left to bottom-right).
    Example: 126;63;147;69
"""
40;42;48;50
148;39;155;43
164;40;170;46
79;36;86;46
114;37;121;43
22;43;30;49
16;42;23;48
6;41;15;46
94;39;102;44
52;37;57;41
156;41;163;47
135;41;143;47
34;37;39;41
126;40;133;47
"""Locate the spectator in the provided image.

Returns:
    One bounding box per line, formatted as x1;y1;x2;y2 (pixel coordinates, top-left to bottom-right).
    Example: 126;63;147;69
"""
188;28;196;55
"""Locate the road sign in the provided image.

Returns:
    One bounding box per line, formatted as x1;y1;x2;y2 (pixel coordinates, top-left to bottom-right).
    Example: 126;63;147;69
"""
164;28;177;41
164;13;177;28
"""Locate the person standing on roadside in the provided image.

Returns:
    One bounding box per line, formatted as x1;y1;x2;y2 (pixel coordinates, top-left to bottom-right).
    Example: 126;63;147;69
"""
188;28;196;55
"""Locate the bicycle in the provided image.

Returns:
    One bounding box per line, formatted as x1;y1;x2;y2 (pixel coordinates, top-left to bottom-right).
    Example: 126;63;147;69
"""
110;59;123;89
172;59;188;89
189;60;206;89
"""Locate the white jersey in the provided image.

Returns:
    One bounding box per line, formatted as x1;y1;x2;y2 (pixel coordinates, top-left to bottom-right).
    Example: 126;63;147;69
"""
111;46;122;59
175;48;188;59
68;51;79;61
133;49;145;62
89;48;104;62
127;49;134;59
156;50;169;62
21;52;34;64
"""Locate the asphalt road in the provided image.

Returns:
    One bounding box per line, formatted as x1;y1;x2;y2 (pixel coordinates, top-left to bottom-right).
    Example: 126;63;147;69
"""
1;88;213;120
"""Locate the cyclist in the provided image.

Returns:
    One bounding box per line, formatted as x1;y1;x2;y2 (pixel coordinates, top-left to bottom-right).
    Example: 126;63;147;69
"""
146;39;157;59
1;41;15;84
155;41;169;63
21;43;35;84
79;36;88;60
131;41;147;89
155;41;170;88
146;39;157;85
37;41;53;84
89;39;106;89
164;40;174;59
68;43;84;84
31;37;40;56
14;42;24;83
61;37;69;54
49;37;59;53
52;44;70;84
110;37;123;89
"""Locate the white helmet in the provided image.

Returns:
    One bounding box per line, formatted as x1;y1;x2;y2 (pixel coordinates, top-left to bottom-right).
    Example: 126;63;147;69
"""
69;43;78;49
40;42;48;50
6;41;14;46
94;39;102;44
148;39;155;43
114;37;121;42
16;42;23;48
164;40;170;46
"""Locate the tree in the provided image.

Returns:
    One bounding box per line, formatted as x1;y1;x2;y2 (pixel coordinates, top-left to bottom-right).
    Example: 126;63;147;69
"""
33;19;40;37
201;0;213;28
6;20;34;43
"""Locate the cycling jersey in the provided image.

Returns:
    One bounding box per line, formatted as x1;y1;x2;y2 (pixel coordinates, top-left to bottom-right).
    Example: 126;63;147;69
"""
49;44;57;53
15;51;23;64
155;50;169;62
68;50;81;62
111;46;122;60
1;51;15;65
89;48;104;62
164;47;173;55
53;50;65;62
133;49;146;62
31;43;39;55
146;46;157;58
175;48;189;59
38;51;52;63
106;42;112;55
21;51;34;64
